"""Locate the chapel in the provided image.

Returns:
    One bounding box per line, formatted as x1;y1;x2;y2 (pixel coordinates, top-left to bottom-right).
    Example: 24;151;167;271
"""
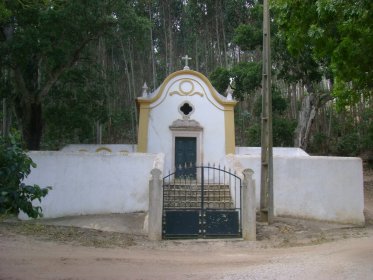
136;60;237;172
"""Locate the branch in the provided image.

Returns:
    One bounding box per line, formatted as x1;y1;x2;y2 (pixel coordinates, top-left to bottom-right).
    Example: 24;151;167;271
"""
13;66;32;103
38;32;101;100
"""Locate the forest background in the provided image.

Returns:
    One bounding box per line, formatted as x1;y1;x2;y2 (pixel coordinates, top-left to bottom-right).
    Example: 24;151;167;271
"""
0;0;372;160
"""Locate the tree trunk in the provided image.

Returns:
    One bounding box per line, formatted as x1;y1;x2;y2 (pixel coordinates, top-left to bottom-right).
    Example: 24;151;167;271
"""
220;0;227;67
149;4;156;89
167;3;173;73
120;39;136;144
291;83;297;119
215;1;222;67
96;121;102;144
195;39;199;72
129;41;138;143
18;101;43;151
162;2;169;75
294;94;316;150
12;66;43;150
2;98;7;136
294;84;332;151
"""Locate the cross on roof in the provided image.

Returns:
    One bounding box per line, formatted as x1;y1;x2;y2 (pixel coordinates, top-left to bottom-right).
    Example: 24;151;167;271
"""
182;55;192;70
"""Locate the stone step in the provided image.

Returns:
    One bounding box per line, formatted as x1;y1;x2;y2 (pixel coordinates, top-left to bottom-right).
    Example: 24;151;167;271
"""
163;184;234;209
164;197;232;203
164;194;231;200
164;184;231;190
163;191;232;199
164;188;231;193
163;185;231;194
163;201;234;209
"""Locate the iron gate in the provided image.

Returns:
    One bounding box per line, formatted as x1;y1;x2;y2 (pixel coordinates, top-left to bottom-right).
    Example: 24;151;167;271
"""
162;164;242;239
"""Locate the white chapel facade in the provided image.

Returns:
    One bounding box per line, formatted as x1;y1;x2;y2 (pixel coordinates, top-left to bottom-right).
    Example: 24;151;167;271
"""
136;65;237;172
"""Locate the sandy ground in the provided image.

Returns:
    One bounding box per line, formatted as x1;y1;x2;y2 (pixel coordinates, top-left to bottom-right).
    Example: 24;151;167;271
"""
0;166;373;280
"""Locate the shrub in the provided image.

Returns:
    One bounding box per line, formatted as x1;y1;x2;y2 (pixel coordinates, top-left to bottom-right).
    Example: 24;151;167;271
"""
246;124;261;146
335;133;361;156
0;132;51;218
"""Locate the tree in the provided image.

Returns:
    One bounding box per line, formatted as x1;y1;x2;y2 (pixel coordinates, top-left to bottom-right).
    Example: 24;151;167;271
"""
271;1;335;149
42;65;108;149
248;87;296;147
209;67;230;94
272;0;373;108
230;62;262;100
0;0;148;150
0;132;50;218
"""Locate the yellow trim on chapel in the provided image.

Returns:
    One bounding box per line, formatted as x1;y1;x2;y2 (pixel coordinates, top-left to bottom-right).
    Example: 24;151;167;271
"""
137;70;237;107
224;106;236;154
136;69;237;154
137;105;150;152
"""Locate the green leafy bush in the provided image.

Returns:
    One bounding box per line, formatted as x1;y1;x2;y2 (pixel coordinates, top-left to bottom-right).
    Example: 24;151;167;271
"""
309;132;329;155
246;124;261;146
0;132;51;218
335;133;361;157
209;67;230;94
272;118;297;147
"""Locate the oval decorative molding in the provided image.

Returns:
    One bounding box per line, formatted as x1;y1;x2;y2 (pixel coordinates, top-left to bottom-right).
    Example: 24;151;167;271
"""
169;79;203;97
179;80;194;95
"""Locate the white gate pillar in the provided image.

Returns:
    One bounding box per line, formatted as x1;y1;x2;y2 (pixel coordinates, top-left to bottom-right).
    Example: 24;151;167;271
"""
148;168;163;240
242;169;256;241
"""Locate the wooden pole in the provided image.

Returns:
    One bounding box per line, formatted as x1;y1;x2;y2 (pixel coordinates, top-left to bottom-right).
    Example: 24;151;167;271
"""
260;0;274;223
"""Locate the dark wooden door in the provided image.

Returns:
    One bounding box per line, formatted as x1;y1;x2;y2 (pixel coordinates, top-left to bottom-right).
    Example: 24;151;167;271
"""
175;137;196;178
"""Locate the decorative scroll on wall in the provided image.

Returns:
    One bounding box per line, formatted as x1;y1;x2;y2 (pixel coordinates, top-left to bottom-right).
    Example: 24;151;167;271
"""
169;79;203;97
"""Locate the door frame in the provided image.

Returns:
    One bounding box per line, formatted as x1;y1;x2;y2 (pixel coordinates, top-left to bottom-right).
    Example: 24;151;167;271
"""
171;130;202;171
169;117;203;177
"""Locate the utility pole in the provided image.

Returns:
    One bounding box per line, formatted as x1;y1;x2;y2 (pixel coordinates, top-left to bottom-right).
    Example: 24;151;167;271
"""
260;0;274;223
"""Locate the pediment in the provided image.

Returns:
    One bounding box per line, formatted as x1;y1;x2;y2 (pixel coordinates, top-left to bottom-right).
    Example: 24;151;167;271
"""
137;69;237;110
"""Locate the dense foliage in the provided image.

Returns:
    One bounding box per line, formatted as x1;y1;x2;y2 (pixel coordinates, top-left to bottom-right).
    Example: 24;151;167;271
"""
273;0;373;108
0;0;372;159
0;132;50;218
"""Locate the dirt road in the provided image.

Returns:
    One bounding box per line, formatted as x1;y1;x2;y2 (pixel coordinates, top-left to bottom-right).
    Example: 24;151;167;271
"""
0;232;372;280
0;167;372;280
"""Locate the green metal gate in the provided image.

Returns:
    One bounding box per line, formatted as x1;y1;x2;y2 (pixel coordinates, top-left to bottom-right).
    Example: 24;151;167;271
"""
162;164;242;239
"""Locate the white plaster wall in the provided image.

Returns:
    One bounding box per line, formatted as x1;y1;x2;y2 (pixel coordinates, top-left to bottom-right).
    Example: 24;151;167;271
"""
147;74;226;172
22;152;163;219
226;154;365;225
236;147;309;157
20;148;364;225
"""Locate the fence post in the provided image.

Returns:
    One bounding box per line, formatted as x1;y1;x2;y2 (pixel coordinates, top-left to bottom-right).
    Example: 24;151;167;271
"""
148;168;162;241
242;168;256;241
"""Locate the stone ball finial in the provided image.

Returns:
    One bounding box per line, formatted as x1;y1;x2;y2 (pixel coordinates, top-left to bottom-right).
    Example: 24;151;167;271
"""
142;82;148;97
226;84;233;101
